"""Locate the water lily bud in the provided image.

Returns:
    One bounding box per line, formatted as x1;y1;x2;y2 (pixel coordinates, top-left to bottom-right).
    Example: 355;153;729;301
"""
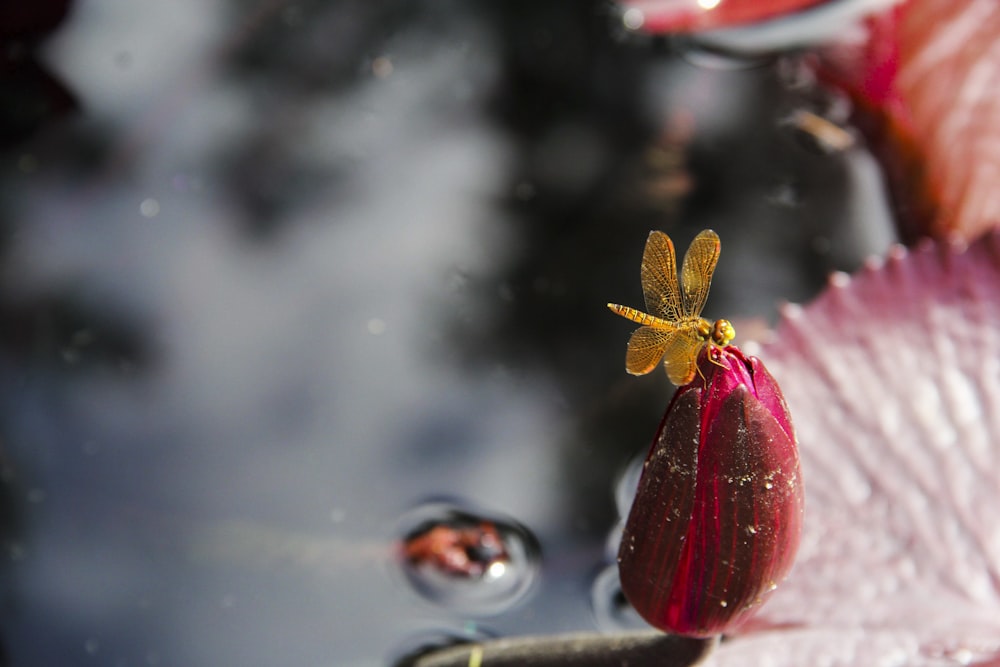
618;345;803;637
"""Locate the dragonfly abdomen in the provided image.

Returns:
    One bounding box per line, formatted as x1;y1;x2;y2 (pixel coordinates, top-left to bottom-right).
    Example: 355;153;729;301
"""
607;304;670;327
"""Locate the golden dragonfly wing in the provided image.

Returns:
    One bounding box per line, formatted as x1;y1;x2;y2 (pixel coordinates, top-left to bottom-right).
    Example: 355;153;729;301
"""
640;230;683;322
661;325;705;386
624;325;673;376
680;229;721;317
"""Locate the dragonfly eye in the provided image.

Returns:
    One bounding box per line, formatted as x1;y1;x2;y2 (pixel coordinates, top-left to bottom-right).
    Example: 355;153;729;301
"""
712;319;736;346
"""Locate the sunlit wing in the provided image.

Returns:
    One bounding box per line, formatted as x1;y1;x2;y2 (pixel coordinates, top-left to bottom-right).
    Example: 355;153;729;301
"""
624;325;674;376
661;325;705;386
640;230;684;322
680;229;721;317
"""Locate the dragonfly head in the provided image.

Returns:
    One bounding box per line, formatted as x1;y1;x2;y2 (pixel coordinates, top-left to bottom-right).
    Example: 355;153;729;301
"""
711;319;735;346
694;318;735;347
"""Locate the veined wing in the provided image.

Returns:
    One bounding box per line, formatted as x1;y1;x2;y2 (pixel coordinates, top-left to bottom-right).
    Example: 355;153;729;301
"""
624;325;675;376
661;325;705;386
680;229;721;317
640;230;683;322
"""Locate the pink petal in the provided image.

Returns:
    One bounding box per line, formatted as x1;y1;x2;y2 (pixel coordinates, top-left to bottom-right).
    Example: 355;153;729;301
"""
722;231;1000;664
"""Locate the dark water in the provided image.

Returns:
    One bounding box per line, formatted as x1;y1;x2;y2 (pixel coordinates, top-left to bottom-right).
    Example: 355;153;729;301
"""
0;2;893;665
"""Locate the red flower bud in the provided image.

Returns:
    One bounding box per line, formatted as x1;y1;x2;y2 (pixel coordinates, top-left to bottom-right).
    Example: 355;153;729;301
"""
618;345;803;637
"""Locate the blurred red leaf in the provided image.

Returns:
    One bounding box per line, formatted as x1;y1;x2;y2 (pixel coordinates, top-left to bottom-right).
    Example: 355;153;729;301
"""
706;231;1000;665
819;0;1000;241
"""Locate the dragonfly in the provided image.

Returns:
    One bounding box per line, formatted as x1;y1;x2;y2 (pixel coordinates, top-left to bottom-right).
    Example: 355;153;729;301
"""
608;229;735;385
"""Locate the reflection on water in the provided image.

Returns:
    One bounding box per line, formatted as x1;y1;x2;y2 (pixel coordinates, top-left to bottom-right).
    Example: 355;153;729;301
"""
397;499;540;615
0;1;886;665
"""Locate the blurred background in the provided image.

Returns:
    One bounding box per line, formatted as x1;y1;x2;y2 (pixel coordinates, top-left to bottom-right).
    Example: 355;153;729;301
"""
0;1;895;665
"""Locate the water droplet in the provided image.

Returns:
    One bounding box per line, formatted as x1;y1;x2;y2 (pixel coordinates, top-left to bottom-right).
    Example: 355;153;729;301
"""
396;500;540;615
590;564;648;632
139;198;160;218
622;8;645;31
